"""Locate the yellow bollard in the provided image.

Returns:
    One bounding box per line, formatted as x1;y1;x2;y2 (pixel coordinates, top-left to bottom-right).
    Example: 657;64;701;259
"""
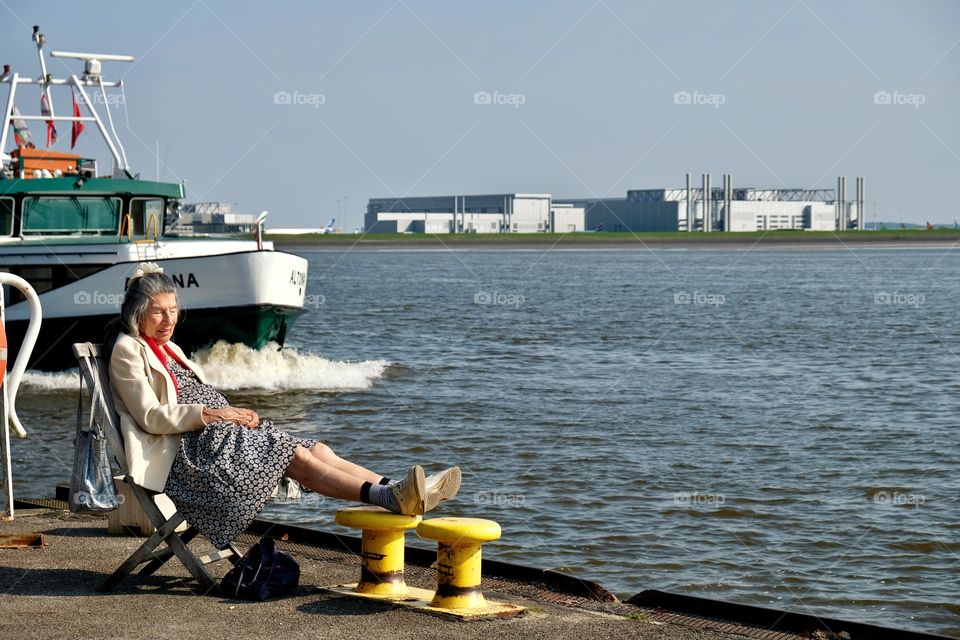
416;517;502;610
335;506;421;597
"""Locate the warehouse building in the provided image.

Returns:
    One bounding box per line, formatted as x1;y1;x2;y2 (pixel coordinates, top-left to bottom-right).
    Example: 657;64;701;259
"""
554;196;679;232
558;176;865;232
365;194;557;233
557;188;842;232
550;203;586;232
364;176;864;234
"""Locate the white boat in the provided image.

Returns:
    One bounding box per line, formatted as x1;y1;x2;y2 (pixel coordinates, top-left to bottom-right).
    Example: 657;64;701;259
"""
0;26;308;370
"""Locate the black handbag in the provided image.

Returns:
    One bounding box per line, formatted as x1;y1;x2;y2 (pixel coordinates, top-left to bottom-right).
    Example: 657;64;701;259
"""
220;537;300;600
69;375;119;514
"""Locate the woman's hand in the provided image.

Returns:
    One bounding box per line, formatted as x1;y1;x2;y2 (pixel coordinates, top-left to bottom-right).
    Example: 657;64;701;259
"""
202;406;260;429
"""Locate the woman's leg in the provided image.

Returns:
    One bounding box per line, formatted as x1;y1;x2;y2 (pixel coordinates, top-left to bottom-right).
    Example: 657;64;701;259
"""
285;446;365;501
285;446;425;514
305;444;462;510
308;443;384;484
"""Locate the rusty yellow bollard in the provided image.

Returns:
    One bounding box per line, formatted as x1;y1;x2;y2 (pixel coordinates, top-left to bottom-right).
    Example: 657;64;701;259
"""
416;517;502;610
335;506;421;597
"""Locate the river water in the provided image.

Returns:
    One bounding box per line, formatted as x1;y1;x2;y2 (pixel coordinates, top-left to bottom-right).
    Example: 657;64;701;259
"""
7;247;959;636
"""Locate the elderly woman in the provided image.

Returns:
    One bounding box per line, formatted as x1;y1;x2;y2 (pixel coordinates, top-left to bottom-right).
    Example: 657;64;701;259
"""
105;263;460;550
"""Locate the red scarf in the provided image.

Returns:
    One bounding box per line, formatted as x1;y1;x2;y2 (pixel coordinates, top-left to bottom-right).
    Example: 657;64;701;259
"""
144;337;188;393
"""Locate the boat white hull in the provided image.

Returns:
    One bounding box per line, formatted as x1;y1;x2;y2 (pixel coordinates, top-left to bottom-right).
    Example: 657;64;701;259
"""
2;249;309;370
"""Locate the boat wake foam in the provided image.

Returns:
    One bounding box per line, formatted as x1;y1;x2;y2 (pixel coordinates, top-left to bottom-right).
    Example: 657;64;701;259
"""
19;341;389;393
21;370;78;391
191;340;389;392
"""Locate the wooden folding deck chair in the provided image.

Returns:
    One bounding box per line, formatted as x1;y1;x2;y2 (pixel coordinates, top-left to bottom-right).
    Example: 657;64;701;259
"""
72;343;241;592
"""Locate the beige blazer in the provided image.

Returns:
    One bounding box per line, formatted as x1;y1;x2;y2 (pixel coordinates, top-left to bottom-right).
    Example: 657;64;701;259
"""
109;332;207;492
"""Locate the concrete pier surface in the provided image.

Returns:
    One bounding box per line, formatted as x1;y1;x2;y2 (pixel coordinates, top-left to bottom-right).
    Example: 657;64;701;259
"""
0;509;792;640
2;508;944;640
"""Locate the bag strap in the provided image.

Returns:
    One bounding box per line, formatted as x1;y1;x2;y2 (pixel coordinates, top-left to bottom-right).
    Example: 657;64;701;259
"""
77;370;89;434
87;361;104;437
232;564;246;597
76;358;126;468
234;541;268;591
230;557;261;597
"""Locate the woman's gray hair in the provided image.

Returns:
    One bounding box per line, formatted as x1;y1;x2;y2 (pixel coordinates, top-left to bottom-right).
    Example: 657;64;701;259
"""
118;270;180;338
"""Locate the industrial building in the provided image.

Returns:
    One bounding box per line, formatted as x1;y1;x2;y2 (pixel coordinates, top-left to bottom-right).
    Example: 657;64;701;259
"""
554;196;678;232
365;194;558;233
558;176;866;233
364;176;865;234
170;202;258;235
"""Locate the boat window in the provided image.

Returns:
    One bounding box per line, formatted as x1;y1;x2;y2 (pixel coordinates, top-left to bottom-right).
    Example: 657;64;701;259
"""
0;198;13;236
2;264;103;306
22;197;122;235
14;266;54;294
127;198;163;238
146;199;163;235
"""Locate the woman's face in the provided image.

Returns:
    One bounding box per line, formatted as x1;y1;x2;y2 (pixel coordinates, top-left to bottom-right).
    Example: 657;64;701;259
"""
139;292;179;345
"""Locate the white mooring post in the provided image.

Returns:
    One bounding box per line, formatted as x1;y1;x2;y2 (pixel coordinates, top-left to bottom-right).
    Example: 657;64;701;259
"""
0;274;43;520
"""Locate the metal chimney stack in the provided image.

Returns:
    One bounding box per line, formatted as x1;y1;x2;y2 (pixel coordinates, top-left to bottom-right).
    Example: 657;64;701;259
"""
836;177;844;231
857;176;865;230
841;176;847;230
701;174;706;232
686;173;693;232
723;174;732;232
703;174;712;232
720;174;726;231
707;174;712;232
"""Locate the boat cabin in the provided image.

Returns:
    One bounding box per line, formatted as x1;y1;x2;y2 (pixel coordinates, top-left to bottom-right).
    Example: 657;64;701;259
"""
0;176;183;302
0;176;182;241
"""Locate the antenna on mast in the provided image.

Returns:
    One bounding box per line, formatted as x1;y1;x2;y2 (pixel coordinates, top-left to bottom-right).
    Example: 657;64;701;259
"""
50;51;135;81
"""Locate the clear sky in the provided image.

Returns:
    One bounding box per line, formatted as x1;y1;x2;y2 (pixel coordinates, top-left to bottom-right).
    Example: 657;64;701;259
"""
2;0;958;230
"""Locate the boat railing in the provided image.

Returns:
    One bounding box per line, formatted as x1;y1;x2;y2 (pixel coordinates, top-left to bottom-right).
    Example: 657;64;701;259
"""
145;213;158;241
120;215;158;242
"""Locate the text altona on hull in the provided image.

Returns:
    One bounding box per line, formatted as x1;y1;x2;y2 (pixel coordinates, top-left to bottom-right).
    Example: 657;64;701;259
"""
0;26;309;370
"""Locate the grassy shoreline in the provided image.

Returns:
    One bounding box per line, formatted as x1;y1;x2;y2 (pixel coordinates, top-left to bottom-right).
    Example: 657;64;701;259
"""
266;229;960;248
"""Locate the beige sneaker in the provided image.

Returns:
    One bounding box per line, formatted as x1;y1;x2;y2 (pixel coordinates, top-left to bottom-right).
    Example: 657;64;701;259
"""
424;466;461;512
390;465;426;515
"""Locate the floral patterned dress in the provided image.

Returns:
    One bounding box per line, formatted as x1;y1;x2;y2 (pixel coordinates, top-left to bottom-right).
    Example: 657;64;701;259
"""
162;358;317;549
